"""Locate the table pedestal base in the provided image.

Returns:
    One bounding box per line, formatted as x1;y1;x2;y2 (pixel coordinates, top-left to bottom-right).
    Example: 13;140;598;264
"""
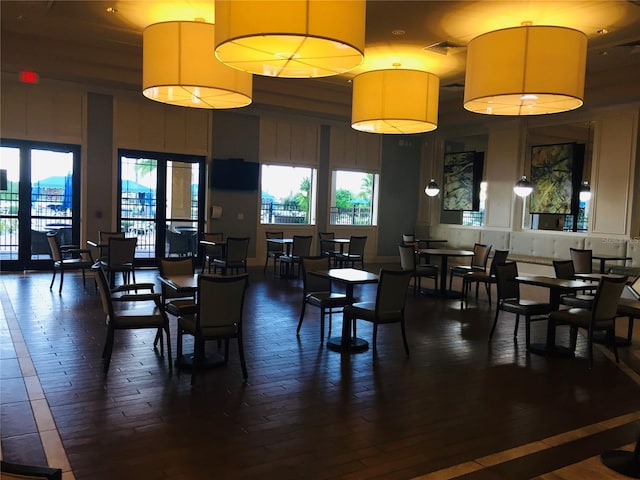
601;450;640;478
327;336;368;353
528;343;574;358
177;352;225;369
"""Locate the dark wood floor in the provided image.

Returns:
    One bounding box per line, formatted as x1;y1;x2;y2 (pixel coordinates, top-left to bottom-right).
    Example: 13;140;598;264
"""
1;264;639;479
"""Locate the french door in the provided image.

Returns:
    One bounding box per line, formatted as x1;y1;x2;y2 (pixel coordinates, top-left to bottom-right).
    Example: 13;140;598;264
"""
118;149;205;266
0;140;81;271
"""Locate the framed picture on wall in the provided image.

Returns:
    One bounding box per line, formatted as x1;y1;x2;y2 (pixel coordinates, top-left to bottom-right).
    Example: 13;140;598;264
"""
529;143;582;214
443;151;483;211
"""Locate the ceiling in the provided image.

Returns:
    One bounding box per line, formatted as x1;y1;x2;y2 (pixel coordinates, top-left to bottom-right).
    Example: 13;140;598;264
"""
2;1;640;122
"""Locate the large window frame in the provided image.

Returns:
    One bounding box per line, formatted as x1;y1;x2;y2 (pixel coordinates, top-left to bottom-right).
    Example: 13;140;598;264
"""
329;169;379;226
260;164;317;225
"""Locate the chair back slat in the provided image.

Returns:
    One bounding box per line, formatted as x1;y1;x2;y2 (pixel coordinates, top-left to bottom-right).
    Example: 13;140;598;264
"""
570;248;593;274
225;237;250;263
489;250;510;275
159;257;194;301
471;243;492;269
47;233;63;262
266;231;284;253
197;274;248;329
494;262;520;301
291;235;312;257
376;269;412;314
108;237;137;266
398;244;416;271
553;260;575;280
348;236;367;255
592;275;627;322
301;256;332;294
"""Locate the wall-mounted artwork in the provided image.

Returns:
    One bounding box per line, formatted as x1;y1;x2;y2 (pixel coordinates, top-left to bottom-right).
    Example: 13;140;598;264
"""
443;151;483;211
529;143;579;214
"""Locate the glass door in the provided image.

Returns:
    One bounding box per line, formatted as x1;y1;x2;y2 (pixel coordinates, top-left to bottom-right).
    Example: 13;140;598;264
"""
0;140;80;271
118;150;205;266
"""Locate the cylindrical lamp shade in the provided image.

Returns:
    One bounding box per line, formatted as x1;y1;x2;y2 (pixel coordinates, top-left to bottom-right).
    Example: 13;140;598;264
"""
143;21;252;109
351;69;440;134
214;0;365;78
464;25;587;115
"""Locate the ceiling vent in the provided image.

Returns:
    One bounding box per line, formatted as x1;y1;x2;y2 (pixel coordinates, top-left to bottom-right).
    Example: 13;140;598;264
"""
424;41;465;55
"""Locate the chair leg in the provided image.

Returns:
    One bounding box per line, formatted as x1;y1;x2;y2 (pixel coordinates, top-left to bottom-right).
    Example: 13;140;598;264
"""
58;268;64;293
588;328;594;369
486;282;492;306
525;315;531;348
372;323;378;361
297;303;306;336
102;329;114;373
513;314;520;338
81;268;86;287
164;324;172;372
49;267;57;290
609;328;619;363
319;307;325;343
489;308;500;340
400;319;410;357
237;333;248;379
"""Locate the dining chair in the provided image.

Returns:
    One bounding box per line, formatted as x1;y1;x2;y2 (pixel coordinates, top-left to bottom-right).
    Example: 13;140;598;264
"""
335;235;367;269
159;257;196;317
263;231;284;276
490;262;552;348
549;274;627;368
177;273;249;384
570;248;593;274
213;236;250;275
96;231;125;262
449;243;492;291
279;235;312;278
342;269;412;361
166;226;196;257
297;256;350;343
318;231;340;266
398;244;438;295
98;237;137;287
202;232;224;273
93;264;171;375
462;249;509;307
553;259;595;308
47;232;94;293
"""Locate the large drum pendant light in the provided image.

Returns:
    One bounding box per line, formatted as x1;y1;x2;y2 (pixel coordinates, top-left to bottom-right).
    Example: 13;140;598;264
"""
143;20;252;109
464;24;587;115
214;0;365;78
351;69;440;134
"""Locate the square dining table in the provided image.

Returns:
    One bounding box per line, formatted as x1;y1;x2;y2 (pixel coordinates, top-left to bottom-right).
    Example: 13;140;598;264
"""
308;268;378;353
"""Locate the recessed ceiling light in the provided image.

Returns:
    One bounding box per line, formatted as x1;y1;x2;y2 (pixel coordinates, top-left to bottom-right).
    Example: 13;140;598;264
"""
392;29;406;36
597;28;609;35
106;7;118;13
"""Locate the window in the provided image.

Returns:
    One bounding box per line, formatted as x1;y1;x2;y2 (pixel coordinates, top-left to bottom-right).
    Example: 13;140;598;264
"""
330;170;378;226
260;165;317;225
462;181;486;227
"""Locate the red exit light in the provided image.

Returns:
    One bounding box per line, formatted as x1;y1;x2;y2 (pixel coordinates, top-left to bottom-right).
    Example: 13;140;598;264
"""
21;70;39;83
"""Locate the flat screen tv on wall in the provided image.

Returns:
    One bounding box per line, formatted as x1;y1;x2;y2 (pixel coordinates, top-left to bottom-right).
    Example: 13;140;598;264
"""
210;158;260;191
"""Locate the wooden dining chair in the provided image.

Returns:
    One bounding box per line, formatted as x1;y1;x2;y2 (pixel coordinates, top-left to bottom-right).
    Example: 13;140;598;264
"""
570;248;593;274
549;274;628;368
462;249;509;307
318;231;340;266
279;235;312;278
342;269;412;361
490;262;552;348
46;232;94;293
177;274;249;384
335;235;367;269
264;231;284;276
93;264;171;375
202;232;224;273
449;243;492;291
213;236;250;275
553;260;595;309
398;244;438;295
